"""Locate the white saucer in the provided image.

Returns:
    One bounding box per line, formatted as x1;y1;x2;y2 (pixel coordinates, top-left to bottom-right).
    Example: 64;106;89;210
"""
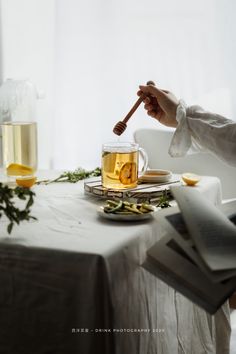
139;169;172;183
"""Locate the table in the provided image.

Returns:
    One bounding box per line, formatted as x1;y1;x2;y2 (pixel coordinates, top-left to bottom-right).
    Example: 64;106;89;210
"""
0;173;230;354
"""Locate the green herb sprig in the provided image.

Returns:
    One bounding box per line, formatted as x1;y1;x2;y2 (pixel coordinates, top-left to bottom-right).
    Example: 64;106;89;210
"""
156;190;171;208
0;183;37;234
36;167;101;185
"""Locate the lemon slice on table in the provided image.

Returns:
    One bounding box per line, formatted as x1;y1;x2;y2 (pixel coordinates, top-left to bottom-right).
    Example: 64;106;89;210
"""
181;173;201;186
16;176;37;188
119;162;137;185
7;163;34;176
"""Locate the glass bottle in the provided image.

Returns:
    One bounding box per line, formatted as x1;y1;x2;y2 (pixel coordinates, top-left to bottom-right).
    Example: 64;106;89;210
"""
0;79;38;179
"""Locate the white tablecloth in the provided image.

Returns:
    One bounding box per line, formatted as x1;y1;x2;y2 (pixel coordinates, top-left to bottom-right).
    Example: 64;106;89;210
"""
0;173;230;354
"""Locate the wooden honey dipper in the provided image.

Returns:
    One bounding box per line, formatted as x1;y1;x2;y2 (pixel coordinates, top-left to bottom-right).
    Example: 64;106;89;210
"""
113;80;155;136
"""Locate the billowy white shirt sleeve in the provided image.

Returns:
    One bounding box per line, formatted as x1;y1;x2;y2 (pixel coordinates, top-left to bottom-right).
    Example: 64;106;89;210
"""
169;100;236;167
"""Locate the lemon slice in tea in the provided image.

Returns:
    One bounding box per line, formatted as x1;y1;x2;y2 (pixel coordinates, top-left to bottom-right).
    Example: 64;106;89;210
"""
182;173;201;186
119;162;137;185
7;163;34;176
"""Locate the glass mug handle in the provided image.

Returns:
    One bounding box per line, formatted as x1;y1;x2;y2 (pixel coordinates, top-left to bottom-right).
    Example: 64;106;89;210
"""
138;147;148;177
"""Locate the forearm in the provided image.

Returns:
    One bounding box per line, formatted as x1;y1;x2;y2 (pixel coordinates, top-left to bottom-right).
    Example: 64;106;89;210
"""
169;101;236;167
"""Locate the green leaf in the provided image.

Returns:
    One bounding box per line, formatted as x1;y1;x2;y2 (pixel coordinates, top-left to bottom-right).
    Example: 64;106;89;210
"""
0;184;36;235
7;222;14;234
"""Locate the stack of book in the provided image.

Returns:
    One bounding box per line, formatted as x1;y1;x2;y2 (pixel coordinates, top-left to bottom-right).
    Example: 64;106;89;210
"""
143;186;236;314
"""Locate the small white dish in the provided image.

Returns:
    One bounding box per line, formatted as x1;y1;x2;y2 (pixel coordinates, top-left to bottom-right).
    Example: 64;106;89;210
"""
139;169;172;183
97;206;158;221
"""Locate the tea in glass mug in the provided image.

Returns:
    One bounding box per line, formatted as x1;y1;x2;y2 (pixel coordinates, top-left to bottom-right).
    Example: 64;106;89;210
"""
102;142;148;189
2;122;37;178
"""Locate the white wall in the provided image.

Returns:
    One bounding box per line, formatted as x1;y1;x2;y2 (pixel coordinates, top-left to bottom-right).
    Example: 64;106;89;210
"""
1;0;236;171
0;1;3;84
53;0;235;170
0;0;55;168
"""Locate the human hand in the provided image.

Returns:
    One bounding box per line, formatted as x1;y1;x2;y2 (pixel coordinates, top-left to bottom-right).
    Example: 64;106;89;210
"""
138;84;179;128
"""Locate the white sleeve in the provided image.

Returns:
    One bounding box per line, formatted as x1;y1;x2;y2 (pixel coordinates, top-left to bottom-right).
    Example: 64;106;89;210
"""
169;100;236;167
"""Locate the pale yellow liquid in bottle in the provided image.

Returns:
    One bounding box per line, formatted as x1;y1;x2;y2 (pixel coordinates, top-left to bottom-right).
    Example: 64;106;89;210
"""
2;122;37;176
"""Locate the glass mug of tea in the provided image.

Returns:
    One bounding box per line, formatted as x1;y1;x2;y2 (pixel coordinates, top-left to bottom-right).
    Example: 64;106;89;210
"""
1;121;38;180
101;142;148;189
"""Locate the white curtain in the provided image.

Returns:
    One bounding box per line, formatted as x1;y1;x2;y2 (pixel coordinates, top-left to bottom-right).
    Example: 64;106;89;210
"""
52;0;236;169
1;0;236;169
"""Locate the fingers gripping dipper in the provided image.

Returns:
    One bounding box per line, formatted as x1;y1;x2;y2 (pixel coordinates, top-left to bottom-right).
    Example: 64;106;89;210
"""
113;80;155;136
